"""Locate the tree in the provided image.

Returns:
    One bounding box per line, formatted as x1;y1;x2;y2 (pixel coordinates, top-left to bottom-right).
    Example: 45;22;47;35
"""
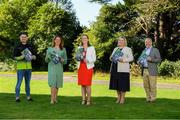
133;0;180;60
0;0;83;71
88;0;112;4
89;0;180;61
0;0;48;59
28;2;82;70
83;0;180;72
71;2;140;72
48;0;73;11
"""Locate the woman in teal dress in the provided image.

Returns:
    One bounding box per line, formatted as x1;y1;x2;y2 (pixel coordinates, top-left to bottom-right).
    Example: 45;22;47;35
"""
45;35;67;104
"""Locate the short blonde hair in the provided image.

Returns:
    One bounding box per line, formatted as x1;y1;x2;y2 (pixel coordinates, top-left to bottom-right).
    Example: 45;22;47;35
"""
118;37;127;46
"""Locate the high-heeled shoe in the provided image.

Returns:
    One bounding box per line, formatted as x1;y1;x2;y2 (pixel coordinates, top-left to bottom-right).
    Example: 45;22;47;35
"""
115;99;120;103
54;100;58;103
86;101;91;106
50;100;55;104
119;100;125;104
81;100;86;105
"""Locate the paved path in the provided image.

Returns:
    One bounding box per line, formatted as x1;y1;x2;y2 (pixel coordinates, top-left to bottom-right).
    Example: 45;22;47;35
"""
1;74;180;90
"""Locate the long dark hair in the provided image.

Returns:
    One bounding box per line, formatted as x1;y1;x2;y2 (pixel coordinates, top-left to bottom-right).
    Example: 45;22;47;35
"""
81;34;91;47
52;35;64;50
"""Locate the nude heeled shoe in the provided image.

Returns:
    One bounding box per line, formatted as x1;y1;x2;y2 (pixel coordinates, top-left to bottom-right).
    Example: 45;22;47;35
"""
86;101;91;106
50;101;54;104
119;99;125;104
81;100;86;105
115;98;120;103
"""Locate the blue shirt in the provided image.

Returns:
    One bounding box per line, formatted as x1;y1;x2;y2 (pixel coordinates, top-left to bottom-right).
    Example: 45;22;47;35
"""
143;47;152;67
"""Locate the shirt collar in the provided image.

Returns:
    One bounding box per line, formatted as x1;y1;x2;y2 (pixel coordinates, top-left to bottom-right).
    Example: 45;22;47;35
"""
145;46;152;50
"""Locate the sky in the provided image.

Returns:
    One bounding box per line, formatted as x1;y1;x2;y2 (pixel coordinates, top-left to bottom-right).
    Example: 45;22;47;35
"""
71;0;122;27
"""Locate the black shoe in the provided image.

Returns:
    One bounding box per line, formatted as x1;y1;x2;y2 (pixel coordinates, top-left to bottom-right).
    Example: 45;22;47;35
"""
27;98;33;101
16;99;20;102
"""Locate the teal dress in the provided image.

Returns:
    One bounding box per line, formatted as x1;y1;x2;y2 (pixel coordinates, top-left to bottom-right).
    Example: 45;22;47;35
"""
45;47;67;88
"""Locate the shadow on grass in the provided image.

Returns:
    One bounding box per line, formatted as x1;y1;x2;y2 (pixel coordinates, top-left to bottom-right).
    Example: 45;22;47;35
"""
0;93;180;119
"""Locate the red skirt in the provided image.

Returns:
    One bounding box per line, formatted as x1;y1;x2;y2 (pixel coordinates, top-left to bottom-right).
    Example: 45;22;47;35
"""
78;61;93;86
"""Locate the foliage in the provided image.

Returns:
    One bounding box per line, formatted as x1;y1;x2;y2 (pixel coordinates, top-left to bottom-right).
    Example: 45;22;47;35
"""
28;3;80;54
0;0;82;71
88;0;112;4
132;0;180;60
71;2;143;72
0;59;16;71
86;0;180;72
28;2;82;70
48;0;73;11
0;0;48;59
159;60;180;78
130;62;141;76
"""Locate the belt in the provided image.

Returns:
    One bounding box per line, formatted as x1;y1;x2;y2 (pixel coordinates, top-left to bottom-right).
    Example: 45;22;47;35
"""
143;67;148;69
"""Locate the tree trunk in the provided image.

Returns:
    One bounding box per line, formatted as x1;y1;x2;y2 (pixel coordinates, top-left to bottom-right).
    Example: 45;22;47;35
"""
155;12;174;60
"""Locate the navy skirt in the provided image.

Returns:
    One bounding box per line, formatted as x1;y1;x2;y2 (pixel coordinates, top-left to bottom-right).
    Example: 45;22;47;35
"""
109;62;130;91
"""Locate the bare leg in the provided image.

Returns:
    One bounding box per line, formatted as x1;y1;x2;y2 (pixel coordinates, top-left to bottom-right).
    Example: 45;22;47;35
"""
81;86;86;104
120;91;126;104
51;87;57;104
86;86;91;105
50;87;54;104
53;88;56;102
116;90;121;103
54;88;59;103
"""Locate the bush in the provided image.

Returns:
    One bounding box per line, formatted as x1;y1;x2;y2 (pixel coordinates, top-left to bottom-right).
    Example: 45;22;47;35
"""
130;63;141;76
0;59;16;71
173;60;180;77
159;60;180;77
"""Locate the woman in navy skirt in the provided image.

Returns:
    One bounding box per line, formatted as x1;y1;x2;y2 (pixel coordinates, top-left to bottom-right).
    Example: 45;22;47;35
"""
109;37;133;104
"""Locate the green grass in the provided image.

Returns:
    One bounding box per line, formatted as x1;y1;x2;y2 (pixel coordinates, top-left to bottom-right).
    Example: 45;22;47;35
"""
0;76;180;119
0;71;75;75
93;72;180;84
1;71;179;84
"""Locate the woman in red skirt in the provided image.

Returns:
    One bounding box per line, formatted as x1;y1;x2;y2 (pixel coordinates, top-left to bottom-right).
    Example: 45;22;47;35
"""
76;34;96;105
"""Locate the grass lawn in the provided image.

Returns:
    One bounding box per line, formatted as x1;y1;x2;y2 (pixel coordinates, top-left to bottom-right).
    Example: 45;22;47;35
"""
0;76;180;119
1;71;179;84
92;72;180;84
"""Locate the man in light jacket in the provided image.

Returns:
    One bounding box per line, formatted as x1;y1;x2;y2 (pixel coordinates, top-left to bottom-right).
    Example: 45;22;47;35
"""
138;38;161;102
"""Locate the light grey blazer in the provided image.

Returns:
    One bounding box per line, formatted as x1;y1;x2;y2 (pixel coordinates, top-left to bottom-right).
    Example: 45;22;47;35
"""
110;46;134;73
141;47;161;76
